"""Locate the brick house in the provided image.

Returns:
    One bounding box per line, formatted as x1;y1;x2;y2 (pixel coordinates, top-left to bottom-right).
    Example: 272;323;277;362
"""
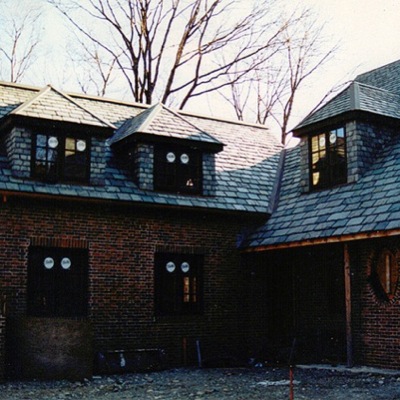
0;82;282;379
244;59;400;369
1;58;400;379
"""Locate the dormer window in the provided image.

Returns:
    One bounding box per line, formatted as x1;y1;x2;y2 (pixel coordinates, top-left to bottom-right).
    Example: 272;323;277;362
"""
154;144;202;194
309;127;346;190
32;133;90;183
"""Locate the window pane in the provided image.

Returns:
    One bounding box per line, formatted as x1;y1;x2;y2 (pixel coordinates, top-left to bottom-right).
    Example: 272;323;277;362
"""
309;127;346;190
154;146;202;194
155;253;203;315
32;134;89;183
27;247;88;317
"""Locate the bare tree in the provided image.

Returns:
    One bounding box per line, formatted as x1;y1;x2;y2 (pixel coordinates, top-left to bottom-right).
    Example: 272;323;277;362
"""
68;39;118;97
0;2;42;82
221;9;338;144
47;0;289;108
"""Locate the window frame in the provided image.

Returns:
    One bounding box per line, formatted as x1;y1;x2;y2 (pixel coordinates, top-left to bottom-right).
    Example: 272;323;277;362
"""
154;253;203;316
31;132;91;183
309;127;347;190
153;144;203;195
27;246;89;318
373;248;399;301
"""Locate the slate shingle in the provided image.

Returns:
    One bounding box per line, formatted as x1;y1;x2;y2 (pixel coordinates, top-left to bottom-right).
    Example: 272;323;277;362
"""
0;81;283;214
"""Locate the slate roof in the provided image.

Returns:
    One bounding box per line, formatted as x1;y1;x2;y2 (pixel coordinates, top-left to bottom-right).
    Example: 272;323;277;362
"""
245;59;400;249
245;133;400;248
9;84;115;128
0;81;282;214
295;82;400;130
295;60;400;132
110;103;222;147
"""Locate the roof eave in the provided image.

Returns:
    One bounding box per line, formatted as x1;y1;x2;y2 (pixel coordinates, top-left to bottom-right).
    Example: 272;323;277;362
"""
242;228;400;253
1;114;115;137
293;110;400;137
110;131;224;153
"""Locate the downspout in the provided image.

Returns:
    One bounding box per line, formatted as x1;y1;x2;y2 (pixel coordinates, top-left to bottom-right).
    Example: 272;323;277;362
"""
343;243;353;367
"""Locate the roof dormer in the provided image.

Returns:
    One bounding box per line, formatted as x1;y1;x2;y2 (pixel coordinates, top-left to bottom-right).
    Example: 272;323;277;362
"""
0;85;115;184
293;79;400;193
110;103;223;196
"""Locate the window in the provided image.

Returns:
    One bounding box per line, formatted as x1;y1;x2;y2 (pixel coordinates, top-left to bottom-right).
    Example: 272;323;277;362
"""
27;246;89;317
32;133;90;183
309;127;346;190
374;249;398;301
155;253;203;315
154;145;202;194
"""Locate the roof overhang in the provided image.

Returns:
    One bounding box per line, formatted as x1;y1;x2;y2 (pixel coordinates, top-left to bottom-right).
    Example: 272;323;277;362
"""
293;110;400;137
111;131;224;153
242;228;400;253
0;114;115;137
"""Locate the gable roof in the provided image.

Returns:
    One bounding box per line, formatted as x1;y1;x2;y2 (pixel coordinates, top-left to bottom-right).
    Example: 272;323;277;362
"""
110;103;223;149
7;85;115;129
0;81;282;215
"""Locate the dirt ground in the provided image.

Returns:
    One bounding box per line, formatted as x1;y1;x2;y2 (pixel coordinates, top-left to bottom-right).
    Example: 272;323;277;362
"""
1;365;400;399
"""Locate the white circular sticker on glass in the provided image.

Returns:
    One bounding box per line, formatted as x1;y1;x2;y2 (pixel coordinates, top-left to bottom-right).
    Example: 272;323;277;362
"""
166;152;176;163
44;257;54;269
77;140;86;152
180;153;190;164
61;257;72;270
319;136;326;147
181;262;190;273
48;136;59;148
166;261;176;273
329;132;337;144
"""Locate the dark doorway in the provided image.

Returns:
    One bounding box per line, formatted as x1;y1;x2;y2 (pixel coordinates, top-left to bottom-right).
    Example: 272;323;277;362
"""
246;244;346;365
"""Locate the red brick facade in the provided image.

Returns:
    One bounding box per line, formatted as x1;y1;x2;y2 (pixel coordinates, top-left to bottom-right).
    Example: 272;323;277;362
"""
0;196;252;375
350;238;400;369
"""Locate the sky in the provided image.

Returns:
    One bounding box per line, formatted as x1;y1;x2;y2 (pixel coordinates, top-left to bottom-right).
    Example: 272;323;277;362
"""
288;0;400;127
5;0;400;137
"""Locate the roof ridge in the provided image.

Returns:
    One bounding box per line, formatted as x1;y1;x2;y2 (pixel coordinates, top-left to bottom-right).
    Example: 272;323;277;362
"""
49;85;116;129
355;59;400;81
10;85;52;115
0;80;41;91
0;79;272;131
10;84;116;129
159;103;222;144
355;80;400;97
136;102;163;132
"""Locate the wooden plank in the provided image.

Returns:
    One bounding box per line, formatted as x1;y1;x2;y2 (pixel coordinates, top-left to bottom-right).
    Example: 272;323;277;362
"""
343;243;353;368
243;229;400;253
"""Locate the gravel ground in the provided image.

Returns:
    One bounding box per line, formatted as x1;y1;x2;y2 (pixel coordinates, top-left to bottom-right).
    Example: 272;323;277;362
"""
1;366;400;400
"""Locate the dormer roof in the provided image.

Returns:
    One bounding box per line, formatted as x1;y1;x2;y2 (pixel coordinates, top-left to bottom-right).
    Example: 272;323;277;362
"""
0;81;281;215
110;102;223;151
8;85;116;130
294;59;400;134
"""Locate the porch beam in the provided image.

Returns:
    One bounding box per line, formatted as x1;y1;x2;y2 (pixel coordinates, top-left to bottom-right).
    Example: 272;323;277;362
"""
343;243;353;368
242;228;400;253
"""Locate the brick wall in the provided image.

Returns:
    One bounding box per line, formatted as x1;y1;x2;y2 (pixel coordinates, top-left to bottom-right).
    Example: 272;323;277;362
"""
0;196;251;374
350;238;400;369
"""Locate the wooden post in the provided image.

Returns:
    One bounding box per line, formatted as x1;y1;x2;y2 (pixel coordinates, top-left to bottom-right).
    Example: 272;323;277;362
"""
343;243;353;368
